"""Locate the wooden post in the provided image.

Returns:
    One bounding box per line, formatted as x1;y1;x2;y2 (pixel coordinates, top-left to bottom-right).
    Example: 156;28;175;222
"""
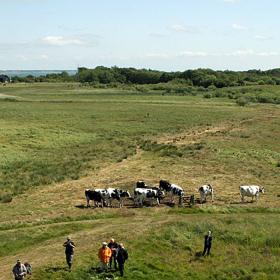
190;194;195;207
179;195;183;207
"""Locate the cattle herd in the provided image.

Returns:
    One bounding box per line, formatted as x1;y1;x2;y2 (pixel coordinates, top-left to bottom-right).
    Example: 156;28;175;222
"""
85;180;265;208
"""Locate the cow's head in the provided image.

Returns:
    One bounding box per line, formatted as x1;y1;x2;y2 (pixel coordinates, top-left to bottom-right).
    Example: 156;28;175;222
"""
260;187;265;193
159;179;171;191
113;189;121;199
136;181;147;188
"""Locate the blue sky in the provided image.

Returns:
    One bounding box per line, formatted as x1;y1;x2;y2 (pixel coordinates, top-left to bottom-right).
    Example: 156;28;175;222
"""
1;0;280;70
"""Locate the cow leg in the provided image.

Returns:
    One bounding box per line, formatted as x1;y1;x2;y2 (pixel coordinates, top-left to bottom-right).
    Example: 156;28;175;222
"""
134;198;138;207
201;195;205;204
156;198;159;206
86;197;90;208
140;197;144;207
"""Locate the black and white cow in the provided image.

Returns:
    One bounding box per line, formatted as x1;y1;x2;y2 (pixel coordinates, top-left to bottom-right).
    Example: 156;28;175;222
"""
159;180;184;203
240;185;264;202
134;188;164;207
198;184;214;203
106;188;131;208
119;190;131;207
85;189;106;208
85;188;130;208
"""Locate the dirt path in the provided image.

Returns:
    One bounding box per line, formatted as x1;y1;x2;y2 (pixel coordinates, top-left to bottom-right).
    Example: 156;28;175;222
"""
0;93;21;99
157;118;256;146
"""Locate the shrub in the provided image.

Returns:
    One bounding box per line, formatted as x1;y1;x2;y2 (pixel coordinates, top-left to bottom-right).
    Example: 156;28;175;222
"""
236;97;249;106
207;85;216;91
203;93;212;99
0;193;13;203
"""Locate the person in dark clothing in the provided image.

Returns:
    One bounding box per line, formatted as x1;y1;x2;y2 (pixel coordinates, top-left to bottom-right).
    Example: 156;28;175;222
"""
116;243;128;277
12;260;27;280
202;230;212;256
108;238;118;270
63;236;76;270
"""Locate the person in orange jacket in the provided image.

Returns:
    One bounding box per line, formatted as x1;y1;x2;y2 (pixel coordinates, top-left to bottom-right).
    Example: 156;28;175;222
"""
98;242;112;271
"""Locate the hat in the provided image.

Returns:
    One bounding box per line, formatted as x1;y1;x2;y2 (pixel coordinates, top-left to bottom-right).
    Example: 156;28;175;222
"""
67;236;71;240
102;242;107;246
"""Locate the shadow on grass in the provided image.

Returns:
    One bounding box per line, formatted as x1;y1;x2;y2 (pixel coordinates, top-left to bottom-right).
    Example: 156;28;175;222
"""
188;251;208;263
88;266;118;279
229;200;254;205
44;266;69;273
75;204;88;209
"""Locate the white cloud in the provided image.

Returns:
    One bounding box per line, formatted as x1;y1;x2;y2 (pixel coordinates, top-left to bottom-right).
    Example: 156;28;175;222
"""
170;24;188;32
179;51;208;57
257;51;278;56
40;54;49;60
169;24;199;33
254;35;272;40
232;23;247;30
226;49;279;56
145;50;279;60
146;53;170;59
42;36;84;46
229;49;254;56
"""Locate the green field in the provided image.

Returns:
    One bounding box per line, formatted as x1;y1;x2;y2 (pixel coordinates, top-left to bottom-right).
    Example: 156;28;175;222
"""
0;83;279;280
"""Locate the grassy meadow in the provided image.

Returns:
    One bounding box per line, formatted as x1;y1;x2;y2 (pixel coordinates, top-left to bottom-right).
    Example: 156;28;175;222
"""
0;83;279;279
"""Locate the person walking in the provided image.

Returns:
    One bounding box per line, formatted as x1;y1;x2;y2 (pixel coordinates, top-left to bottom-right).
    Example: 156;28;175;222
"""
98;242;112;272
116;243;128;277
12;260;27;280
63;236;76;270
108;238;118;270
202;230;212;256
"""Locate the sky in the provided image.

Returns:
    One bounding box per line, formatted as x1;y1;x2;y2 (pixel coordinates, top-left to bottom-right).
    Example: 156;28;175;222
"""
0;0;280;71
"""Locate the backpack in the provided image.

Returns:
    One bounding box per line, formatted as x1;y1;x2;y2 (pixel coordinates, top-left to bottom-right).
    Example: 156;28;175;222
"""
24;263;32;275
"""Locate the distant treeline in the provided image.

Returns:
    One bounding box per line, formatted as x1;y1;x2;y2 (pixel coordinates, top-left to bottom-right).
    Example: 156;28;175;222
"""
11;66;280;88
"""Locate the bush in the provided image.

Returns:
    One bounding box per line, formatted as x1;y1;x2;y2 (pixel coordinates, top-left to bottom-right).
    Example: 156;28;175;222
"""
203;93;212;99
207;85;216;91
236;97;249;106
0;193;13;203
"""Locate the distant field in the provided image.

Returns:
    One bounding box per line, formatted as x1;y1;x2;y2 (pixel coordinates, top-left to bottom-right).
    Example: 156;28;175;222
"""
0;83;279;279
